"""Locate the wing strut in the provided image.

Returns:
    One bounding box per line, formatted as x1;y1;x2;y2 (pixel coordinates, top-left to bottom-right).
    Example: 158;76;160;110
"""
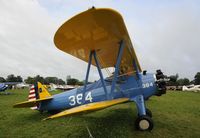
133;57;144;93
82;51;93;103
83;40;126;101
110;40;125;99
82;50;109;102
93;51;109;99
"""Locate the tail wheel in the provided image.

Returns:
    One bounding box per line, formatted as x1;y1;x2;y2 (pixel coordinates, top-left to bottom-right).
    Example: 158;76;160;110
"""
135;115;154;131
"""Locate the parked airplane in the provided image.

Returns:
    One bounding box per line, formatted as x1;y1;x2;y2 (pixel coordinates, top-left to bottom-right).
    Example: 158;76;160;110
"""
13;8;167;131
16;83;30;89
0;82;21;94
49;83;75;91
182;85;200;92
0;83;8;92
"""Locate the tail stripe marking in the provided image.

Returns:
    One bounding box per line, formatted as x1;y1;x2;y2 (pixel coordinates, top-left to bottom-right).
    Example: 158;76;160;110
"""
28;85;38;110
29;92;35;95
29;90;35;93
28;96;36;99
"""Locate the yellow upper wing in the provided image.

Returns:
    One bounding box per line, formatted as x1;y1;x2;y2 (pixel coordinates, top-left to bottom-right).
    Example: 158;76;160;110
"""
44;98;129;120
54;8;141;74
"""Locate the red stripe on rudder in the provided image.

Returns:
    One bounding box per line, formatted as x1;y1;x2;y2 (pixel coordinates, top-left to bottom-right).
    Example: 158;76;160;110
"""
29;92;35;95
29;96;36;99
28;85;36;100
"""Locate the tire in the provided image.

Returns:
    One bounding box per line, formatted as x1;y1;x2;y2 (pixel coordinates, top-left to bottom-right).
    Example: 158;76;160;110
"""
135;115;154;131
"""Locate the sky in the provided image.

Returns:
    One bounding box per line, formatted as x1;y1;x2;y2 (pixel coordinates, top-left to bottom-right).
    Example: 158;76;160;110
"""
0;0;200;81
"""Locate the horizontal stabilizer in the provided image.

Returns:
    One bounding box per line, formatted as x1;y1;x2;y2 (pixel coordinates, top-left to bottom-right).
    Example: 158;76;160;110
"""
13;97;53;108
44;98;129;120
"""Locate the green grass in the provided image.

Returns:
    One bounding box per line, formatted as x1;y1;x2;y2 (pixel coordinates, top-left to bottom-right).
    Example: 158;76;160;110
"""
0;89;200;138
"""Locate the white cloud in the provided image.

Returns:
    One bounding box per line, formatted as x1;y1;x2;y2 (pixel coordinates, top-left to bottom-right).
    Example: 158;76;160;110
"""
0;0;98;81
1;0;200;82
127;1;200;79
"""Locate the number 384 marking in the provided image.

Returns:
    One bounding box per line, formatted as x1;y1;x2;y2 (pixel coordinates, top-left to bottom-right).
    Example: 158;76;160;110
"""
142;82;153;88
68;92;93;106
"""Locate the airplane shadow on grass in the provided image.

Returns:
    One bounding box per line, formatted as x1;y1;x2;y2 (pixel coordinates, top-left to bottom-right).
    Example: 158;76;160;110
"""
21;105;142;137
77;108;138;136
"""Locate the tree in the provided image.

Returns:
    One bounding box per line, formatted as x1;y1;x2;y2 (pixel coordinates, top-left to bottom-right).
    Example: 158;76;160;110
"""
34;75;45;84
57;79;65;85
6;74;17;82
194;72;200;85
24;77;34;84
25;75;44;84
167;74;179;86
190;80;195;85
5;74;22;82
76;81;84;86
25;76;66;85
67;78;79;85
0;77;6;82
177;78;190;86
45;77;58;84
16;76;23;82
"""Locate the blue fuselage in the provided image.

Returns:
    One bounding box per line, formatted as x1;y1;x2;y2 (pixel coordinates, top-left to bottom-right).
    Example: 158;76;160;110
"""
39;73;158;112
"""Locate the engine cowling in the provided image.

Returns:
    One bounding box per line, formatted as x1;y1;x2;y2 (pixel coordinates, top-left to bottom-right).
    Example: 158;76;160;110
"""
155;69;167;96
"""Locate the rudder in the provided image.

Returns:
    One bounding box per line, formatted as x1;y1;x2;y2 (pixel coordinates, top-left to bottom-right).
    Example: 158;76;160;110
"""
28;84;38;109
37;82;51;99
28;82;51;110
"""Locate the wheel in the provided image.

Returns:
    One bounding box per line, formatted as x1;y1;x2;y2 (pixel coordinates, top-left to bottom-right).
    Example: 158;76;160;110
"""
146;108;152;118
135;115;154;131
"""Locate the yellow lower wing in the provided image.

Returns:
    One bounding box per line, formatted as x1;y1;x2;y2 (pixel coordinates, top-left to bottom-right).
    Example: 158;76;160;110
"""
44;98;129;120
13;97;53;108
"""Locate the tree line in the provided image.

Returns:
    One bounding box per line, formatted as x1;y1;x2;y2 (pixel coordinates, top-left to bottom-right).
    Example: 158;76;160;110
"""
0;74;23;83
0;74;84;85
167;72;200;86
1;72;200;86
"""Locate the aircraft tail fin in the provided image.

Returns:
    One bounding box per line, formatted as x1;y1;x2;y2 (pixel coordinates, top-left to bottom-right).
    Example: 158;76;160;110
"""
13;82;52;108
28;85;38;109
37;82;51;99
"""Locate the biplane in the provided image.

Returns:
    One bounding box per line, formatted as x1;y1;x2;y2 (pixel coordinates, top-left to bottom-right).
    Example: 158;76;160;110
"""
14;8;167;131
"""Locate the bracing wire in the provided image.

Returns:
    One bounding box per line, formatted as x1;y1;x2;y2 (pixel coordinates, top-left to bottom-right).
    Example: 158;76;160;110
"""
96;54;112;77
96;52;124;96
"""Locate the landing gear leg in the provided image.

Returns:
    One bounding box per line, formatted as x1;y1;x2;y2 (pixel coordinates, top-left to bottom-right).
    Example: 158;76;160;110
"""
138;108;152;118
131;95;154;131
145;108;152;118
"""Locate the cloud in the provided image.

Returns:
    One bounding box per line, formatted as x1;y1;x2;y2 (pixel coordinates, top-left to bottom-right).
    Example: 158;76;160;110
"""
0;0;200;82
127;0;200;79
0;0;98;81
38;0;200;80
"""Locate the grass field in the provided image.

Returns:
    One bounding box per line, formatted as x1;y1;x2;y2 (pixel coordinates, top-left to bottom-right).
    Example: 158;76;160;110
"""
0;89;200;138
